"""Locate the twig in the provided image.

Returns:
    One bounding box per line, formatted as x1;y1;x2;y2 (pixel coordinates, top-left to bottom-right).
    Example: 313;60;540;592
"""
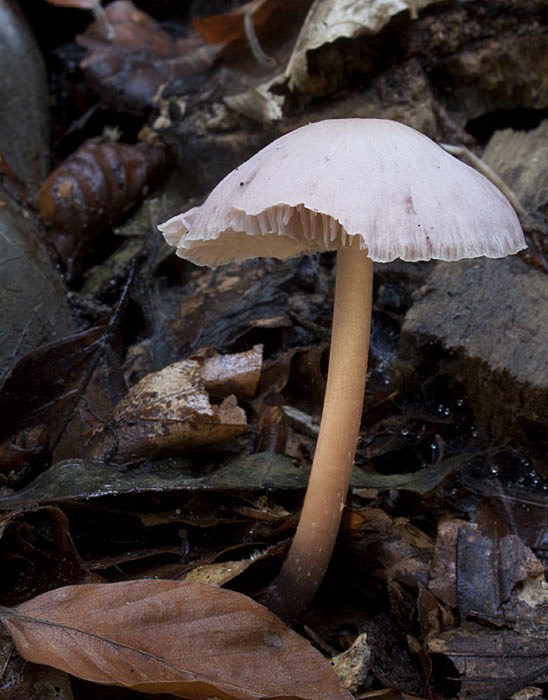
243;7;276;67
91;1;114;41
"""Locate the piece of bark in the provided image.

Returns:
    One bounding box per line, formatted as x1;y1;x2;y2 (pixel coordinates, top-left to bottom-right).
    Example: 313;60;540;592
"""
455;523;545;624
428;518;467;608
198;345;263;400
427;623;548;700
436;32;548;125
401;256;548;436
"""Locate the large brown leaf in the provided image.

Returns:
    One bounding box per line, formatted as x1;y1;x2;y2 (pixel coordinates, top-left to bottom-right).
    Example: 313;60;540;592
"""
0;579;352;700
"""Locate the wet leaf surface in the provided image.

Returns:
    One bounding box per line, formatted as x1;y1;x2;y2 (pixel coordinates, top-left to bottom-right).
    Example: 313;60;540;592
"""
0;453;307;511
0;326;115;480
0;0;50;188
0;193;75;387
0;579;353;699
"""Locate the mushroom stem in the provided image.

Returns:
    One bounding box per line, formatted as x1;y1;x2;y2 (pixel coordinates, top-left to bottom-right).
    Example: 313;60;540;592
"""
265;242;373;620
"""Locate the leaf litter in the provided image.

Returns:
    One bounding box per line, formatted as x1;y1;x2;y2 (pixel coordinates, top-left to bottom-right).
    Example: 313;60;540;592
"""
1;1;547;699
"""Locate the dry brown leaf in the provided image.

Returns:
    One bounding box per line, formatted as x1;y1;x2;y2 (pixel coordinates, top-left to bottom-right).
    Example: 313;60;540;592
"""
183;559;253;586
0;579;352;700
37;139;167;276
199;345;263;399
0;632;74;700
90;359;248;461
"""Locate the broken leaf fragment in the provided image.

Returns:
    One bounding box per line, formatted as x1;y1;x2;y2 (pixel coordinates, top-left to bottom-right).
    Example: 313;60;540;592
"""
199;344;263;399
286;0;446;95
0;579;353;700
91;359;248;461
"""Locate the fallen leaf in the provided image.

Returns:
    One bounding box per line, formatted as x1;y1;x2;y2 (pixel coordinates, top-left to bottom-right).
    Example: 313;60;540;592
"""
427;623;548;700
285;0;443;94
0;326;108;449
331;631;371;693
355;454;465;495
78;0;177;53
0;192;75;389
90;359;248;461
456;523;546;628
256;403;288;453
199;344;263;400
0;631;74;700
37;139;167;277
344;508;434;592
0;452;309;511
77;0;220;112
427;517;467;608
0;579;353;699
183;559;253;587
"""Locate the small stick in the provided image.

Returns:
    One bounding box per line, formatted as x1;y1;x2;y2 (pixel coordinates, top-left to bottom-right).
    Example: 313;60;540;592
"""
243;7;276;67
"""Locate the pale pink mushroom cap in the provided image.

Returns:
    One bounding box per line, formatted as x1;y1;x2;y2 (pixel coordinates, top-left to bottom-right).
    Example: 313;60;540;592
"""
159;118;525;266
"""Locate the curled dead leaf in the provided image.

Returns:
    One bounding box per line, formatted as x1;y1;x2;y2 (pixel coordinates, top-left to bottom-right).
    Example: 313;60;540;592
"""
0;579;352;700
37;139;167;277
286;0;443;94
91;359;248;461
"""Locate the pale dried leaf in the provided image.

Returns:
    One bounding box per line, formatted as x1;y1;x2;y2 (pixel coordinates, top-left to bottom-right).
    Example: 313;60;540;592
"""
200;345;263;399
92;360;248;460
183;559;253;586
286;0;446;94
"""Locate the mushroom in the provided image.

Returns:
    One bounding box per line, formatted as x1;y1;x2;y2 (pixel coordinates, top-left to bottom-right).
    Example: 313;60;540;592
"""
159;118;526;620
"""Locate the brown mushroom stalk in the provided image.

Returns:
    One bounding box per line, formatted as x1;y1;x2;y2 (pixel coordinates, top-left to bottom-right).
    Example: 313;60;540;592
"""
265;242;373;618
